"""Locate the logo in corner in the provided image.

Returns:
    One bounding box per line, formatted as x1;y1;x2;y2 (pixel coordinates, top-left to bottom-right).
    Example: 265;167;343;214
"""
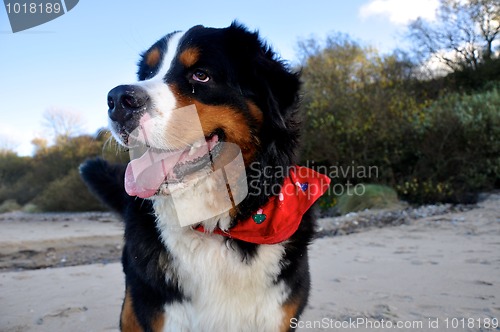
4;0;79;33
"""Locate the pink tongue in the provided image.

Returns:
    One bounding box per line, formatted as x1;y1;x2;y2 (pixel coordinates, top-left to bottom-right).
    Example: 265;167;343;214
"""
125;149;184;198
124;135;218;198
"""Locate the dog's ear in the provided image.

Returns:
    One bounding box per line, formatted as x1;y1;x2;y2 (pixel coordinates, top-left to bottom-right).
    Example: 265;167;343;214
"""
225;22;301;131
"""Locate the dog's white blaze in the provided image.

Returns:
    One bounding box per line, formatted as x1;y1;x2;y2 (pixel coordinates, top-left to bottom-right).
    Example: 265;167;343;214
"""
134;31;185;150
151;31;184;82
153;196;291;332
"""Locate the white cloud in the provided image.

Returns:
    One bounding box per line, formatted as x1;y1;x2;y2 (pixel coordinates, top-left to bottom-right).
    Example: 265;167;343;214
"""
359;0;439;25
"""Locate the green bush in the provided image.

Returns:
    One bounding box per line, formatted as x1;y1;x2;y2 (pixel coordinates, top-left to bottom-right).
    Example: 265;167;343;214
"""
32;168;106;212
21;203;40;213
336;184;401;214
397;88;500;203
0;152;34;204
0;199;21;213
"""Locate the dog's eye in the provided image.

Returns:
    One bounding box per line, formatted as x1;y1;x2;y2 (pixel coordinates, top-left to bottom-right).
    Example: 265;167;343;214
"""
192;70;210;83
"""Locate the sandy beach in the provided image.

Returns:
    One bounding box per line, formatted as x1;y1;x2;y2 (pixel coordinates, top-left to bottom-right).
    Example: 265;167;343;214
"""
1;195;499;332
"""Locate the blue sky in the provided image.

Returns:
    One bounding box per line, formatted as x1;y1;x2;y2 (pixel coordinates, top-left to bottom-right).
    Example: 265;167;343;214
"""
0;0;438;155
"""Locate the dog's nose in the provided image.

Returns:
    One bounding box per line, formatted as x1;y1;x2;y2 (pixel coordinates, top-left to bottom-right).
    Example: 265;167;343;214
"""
107;85;149;125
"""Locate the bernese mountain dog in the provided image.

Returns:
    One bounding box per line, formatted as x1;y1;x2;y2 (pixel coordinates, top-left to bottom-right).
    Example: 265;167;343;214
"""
80;22;330;332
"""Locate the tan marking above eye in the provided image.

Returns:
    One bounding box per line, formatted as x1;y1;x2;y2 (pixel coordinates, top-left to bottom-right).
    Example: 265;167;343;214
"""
179;47;200;68
146;48;161;67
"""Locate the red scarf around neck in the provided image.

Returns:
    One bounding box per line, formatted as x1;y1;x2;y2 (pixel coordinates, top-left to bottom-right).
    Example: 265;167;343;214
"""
194;166;331;244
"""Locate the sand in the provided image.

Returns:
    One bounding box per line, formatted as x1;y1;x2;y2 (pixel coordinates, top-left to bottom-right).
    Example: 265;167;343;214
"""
1;195;499;332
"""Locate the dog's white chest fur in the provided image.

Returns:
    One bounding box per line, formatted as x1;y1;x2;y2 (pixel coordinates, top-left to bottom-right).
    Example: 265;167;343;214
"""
153;198;290;332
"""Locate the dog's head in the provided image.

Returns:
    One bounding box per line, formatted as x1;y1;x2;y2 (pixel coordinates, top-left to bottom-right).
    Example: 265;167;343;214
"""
107;22;300;222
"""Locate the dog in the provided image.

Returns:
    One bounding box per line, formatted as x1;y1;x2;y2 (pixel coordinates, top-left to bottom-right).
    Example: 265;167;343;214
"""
80;22;330;332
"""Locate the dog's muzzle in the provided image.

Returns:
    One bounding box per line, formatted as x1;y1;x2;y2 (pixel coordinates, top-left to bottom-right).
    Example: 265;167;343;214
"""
107;85;150;128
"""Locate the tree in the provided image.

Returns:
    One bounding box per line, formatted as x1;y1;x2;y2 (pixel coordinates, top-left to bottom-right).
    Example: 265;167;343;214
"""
42;107;85;143
471;0;500;60
408;0;500;72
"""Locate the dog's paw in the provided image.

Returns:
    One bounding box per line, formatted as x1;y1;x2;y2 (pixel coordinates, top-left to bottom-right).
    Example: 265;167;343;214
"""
79;158;128;213
79;158;109;181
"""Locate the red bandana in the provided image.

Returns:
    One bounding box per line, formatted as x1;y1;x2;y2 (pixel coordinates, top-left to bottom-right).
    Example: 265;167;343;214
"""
194;166;331;244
